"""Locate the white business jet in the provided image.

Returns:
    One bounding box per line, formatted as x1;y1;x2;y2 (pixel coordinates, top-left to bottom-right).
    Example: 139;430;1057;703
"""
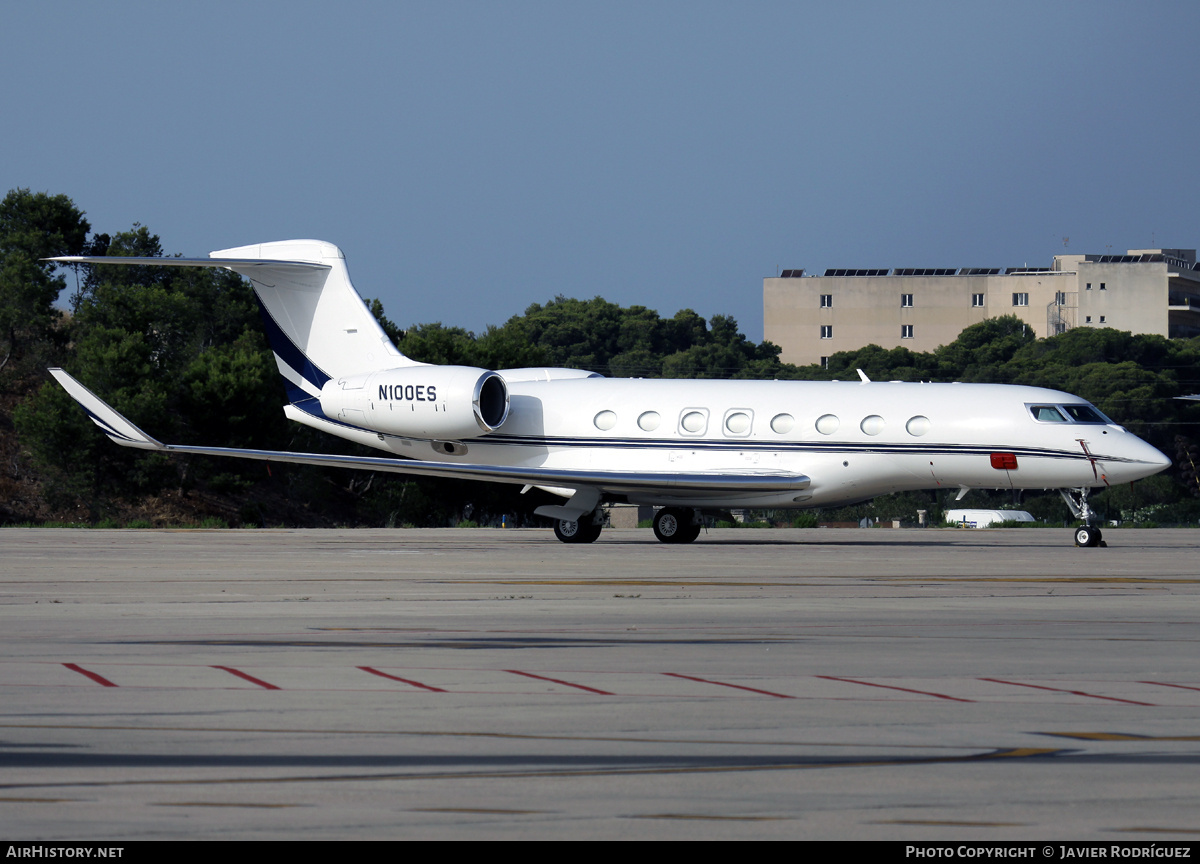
48;240;1170;547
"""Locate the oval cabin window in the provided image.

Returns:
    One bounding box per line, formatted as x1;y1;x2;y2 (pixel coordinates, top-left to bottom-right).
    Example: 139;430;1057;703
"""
593;410;617;431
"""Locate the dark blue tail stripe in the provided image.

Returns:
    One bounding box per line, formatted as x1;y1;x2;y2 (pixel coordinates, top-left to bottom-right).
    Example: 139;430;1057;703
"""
253;294;332;395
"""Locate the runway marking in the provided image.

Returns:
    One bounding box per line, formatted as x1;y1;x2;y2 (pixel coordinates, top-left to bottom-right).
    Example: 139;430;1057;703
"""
0;747;1070;790
632;813;790;821
0;796;79;803
410;807;549;815
662;673;794;699
505;670;613;695
979;678;1156;706
877;819;1027;827
152;802;305;808
1039;732;1200;742
816;675;973;703
61;663;117;688
1112;827;1200;835
210;666;279;690
357;666;446;692
1139;681;1200;692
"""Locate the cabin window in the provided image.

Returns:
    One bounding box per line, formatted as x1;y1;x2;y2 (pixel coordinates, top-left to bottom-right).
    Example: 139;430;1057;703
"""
770;413;795;434
860;415;885;436
679;409;708;435
906;415;930;436
815;414;840;435
593;410;617;430
723;410;752;436
637;411;660;431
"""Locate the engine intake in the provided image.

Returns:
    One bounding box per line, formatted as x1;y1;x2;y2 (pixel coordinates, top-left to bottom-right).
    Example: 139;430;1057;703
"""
320;365;509;439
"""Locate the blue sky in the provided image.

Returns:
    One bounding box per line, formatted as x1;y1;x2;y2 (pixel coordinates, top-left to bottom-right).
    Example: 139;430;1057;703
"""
6;1;1198;342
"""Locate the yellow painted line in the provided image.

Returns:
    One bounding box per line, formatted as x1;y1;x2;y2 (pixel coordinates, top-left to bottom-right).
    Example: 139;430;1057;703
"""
885;577;1197;584
0;748;1070;791
876;820;1027;827
152;802;306;808
1113;827;1200;835
1041;732;1200;742
633;814;790;821
0;722;1001;751
410;807;549;815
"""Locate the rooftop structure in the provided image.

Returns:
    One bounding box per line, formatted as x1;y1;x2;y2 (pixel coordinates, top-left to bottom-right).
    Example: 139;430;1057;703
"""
763;248;1200;367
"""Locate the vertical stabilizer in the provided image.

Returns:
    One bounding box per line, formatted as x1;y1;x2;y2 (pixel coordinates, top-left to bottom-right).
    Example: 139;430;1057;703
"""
210;240;421;404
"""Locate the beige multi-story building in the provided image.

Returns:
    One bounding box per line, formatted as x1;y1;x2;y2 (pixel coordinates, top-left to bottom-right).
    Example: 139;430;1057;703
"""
763;248;1200;367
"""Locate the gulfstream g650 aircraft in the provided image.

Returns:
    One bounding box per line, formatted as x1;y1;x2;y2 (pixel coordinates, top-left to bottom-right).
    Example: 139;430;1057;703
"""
49;240;1170;546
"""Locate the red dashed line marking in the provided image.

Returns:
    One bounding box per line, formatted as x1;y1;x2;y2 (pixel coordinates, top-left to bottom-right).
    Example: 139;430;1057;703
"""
663;672;794;699
210;666;280;690
62;663;117;687
980;678;1154;706
357;666;447;692
816;675;973;703
506;670;613;695
1138;681;1200;693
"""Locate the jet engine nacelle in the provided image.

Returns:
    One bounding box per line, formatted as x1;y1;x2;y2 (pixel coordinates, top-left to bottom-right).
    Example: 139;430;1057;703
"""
319;365;509;439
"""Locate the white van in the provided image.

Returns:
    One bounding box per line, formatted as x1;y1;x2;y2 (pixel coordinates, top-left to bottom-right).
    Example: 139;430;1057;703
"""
944;509;1037;528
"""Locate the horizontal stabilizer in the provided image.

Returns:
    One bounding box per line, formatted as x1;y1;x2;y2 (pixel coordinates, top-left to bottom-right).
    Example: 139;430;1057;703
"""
48;368;163;451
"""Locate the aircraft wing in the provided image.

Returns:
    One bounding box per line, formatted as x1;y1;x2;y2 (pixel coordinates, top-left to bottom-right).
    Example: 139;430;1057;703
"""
49;368;811;500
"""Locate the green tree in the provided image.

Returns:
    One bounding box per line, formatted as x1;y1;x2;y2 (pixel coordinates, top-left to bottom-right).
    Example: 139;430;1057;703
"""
0;189;89;375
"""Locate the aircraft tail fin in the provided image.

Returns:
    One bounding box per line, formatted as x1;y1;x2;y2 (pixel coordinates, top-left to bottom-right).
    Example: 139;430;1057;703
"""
208;240;421;407
49;240;421;410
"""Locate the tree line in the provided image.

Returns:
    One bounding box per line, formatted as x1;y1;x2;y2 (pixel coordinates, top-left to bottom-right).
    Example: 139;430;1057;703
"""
2;188;1199;527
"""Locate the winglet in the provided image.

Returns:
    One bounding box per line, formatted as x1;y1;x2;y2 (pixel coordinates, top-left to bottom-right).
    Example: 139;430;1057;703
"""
48;368;164;451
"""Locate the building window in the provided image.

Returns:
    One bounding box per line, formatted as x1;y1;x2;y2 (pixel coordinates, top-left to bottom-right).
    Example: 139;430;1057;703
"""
820;294;832;308
901;294;913;308
901;325;913;339
820;356;829;368
1012;292;1029;307
972;293;985;307
1055;291;1067;305
1086;316;1092;323
821;325;833;339
1100;316;1106;323
1100;283;1106;290
1086;282;1092;290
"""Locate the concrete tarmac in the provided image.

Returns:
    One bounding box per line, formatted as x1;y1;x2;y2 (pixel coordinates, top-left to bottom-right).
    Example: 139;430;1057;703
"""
1;526;1198;840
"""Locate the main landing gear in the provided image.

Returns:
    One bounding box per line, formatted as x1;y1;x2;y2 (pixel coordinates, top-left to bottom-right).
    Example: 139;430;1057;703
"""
553;512;603;544
1059;487;1106;548
652;507;702;544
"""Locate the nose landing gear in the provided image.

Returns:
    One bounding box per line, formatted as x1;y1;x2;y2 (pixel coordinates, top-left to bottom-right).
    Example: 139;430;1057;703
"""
1060;487;1107;548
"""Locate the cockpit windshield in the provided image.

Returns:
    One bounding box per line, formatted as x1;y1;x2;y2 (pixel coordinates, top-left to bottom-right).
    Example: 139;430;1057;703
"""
1028;403;1112;425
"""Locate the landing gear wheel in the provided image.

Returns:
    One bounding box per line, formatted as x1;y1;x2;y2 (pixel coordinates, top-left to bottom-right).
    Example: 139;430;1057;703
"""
653;508;700;544
1074;525;1102;548
554;518;601;544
